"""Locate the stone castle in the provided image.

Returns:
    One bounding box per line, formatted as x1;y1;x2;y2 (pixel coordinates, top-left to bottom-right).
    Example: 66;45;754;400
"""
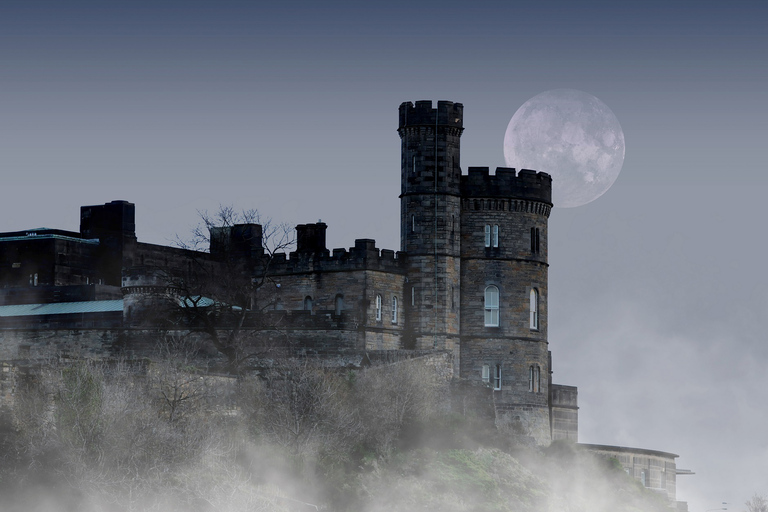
0;100;688;506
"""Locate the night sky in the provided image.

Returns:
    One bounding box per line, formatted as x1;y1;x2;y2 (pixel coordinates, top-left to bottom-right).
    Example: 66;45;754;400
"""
2;1;767;510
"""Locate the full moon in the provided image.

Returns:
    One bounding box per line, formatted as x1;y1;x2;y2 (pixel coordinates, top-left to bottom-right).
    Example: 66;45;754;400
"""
503;89;625;208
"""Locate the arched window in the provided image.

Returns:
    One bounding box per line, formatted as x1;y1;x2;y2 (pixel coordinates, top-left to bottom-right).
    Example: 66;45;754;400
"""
530;288;539;329
304;296;313;312
391;296;398;324
334;294;344;316
484;286;499;327
375;294;382;321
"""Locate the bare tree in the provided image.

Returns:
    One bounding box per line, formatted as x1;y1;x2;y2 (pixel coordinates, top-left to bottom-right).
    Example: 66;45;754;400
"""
747;494;768;512
356;358;447;455
169;206;295;374
255;361;362;462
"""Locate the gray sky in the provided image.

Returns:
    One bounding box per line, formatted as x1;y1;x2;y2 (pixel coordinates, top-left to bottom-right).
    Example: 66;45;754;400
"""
2;1;767;509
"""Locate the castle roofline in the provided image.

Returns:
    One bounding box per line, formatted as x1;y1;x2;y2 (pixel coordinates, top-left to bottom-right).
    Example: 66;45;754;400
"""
0;229;99;245
272;238;406;274
579;443;679;460
461;166;552;204
0;299;123;318
398;100;464;131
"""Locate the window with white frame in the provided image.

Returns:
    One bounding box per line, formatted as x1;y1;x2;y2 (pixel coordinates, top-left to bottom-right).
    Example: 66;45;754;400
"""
375;294;382;321
484;285;499;327
493;364;502;390
485;224;499;248
528;365;540;393
391;296;398;324
481;364;490;385
529;288;539;329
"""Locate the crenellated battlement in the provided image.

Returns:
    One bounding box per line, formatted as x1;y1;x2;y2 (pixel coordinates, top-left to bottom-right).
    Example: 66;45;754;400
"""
398;100;464;132
461;167;552;205
269;238;407;276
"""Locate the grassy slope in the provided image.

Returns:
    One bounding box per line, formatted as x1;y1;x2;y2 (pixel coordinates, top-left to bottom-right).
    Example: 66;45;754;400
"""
352;444;673;512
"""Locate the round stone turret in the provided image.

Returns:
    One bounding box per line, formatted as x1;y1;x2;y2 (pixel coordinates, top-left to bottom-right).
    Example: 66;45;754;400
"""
398;100;464;355
459;165;552;444
121;267;181;327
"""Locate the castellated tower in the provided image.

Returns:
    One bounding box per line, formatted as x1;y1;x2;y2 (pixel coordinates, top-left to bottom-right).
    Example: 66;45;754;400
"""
398;101;463;357
460;167;552;444
398;102;553;443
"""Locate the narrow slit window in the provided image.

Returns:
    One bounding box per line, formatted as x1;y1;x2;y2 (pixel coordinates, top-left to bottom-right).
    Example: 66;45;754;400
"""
375;294;382;321
531;227;540;253
493;364;502;390
391;296;398;324
335;294;344;316
530;288;539;329
529;365;540;392
481;364;490;385
484;225;491;247
492;225;499;247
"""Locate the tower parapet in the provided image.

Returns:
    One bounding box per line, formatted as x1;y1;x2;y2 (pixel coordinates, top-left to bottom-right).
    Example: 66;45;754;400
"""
398;100;463;133
461;167;552;204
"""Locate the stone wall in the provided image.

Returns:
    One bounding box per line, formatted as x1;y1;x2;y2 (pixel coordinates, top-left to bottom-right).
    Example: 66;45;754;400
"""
581;444;679;502
550;384;578;441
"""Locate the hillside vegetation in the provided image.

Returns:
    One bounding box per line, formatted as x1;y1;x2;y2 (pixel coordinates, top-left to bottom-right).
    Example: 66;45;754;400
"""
0;353;671;512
